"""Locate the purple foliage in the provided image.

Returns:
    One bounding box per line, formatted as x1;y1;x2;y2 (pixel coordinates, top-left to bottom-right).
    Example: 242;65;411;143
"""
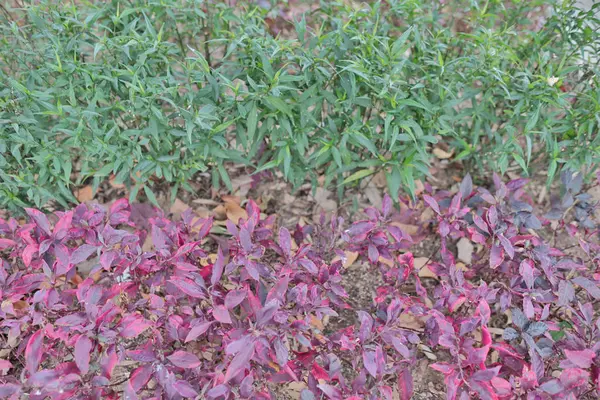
0;173;599;399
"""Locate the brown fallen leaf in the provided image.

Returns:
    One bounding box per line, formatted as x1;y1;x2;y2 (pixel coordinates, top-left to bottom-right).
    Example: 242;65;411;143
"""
224;201;247;223
433;147;454;159
457;237;474;264
170;198;189;220
212;204;227;220
221;194;241;205
389;221;419;235
75;185;94;202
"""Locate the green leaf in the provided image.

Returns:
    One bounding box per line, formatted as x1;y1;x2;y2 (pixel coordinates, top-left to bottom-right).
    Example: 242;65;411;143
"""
217;163;233;192
247;102;258;144
343;169;374;184
144;185;160;207
265;96;292;117
386;166;401;202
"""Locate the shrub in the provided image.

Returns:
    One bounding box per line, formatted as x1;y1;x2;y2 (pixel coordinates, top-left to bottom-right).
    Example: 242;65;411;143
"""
1;0;600;212
1;172;599;399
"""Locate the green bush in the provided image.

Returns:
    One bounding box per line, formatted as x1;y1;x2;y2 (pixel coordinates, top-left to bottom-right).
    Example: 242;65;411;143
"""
1;0;599;212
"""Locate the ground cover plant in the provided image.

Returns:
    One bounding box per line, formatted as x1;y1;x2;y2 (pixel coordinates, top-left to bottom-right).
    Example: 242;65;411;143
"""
1;0;600;212
1;172;599;399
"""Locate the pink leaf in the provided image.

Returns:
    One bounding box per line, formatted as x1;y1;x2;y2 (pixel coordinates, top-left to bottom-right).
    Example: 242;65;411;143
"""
398;369;413;400
423;195;440;215
128;364;153;392
0;359;13;374
279;227;292;256
100;345;118;379
168;276;205;299
490;244;503;268
25;329;43;374
211;247;226;286
173;380;199;397
213;305;232;324
70;244;98;265
363;350;377;378
120;315;151;338
520;259;535;289
225;341;255;382
168;351;201;369
564;349;595;369
185;321;212;343
74;336;92;375
25;208;51;236
239;227;253;252
225;289;247;310
0;239;16;250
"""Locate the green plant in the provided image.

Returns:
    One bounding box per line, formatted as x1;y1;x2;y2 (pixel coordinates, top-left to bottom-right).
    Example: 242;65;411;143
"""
1;0;599;213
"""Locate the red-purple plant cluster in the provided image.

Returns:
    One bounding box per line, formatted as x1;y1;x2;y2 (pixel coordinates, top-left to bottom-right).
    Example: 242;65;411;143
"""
0;172;599;400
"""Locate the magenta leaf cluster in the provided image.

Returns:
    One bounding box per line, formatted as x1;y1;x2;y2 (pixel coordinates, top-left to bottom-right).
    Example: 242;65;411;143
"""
0;174;599;400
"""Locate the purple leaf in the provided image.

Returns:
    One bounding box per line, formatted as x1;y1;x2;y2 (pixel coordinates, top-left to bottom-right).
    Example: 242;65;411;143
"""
298;258;318;274
358;311;373;343
207;384;230;399
74;336;92;375
120;315;151;338
213;305;232;324
564;349;595;368
274;337;289;367
225;289;247;309
487;206;498;228
128;364;153;392
70;244;98;265
185;321;212;343
211;247;225;286
168;351;201;369
25;208;52;236
423;195;440;215
490;243;503;268
519;259;535;289
168;276;205;299
571;277;600;300
471;366;500;382
239;226;253;252
459;174;473;198
363;350;377;378
25;329;43;374
279;227;292;256
317;383;342;399
398;369;413;400
173;380;199;397
225;341;255;382
498;234;514;258
557;280;575;306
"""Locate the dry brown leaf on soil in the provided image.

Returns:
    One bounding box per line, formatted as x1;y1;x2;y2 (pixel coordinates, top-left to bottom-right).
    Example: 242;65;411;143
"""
169;198;189;220
457;237;474;264
332;251;359;268
224;201;248;223
75;185;94;202
433;147;454;159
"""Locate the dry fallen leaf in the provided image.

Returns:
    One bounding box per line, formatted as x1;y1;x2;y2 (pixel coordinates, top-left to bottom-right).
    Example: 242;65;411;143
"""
224;201;247;223
170;198;189;220
75;185;94;202
457;237;474;264
389;221;419;235
416;257;438;279
433;147;454;159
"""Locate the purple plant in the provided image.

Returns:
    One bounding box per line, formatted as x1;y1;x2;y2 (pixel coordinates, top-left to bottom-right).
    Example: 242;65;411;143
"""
0;173;599;399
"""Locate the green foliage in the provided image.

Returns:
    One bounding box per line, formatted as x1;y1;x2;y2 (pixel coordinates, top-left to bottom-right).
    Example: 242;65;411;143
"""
1;0;599;212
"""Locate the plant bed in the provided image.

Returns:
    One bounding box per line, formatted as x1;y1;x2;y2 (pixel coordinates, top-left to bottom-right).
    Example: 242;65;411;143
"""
1;172;600;399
